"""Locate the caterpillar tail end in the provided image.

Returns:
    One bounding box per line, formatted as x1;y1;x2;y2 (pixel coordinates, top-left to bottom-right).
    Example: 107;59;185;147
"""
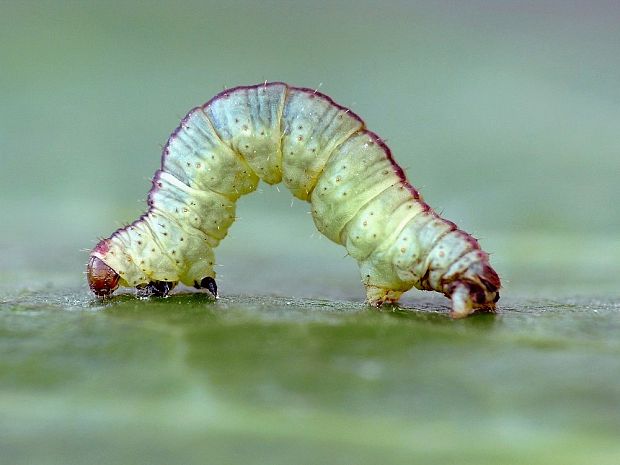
449;284;477;319
447;264;501;319
449;284;497;319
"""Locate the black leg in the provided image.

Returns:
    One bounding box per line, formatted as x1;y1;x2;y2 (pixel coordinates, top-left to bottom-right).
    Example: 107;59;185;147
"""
136;281;176;298
197;277;217;297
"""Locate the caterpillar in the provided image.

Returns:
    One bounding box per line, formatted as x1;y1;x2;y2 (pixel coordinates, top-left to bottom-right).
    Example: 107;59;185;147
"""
87;82;500;318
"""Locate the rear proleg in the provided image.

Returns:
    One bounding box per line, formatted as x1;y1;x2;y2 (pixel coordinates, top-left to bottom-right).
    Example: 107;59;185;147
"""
365;285;404;307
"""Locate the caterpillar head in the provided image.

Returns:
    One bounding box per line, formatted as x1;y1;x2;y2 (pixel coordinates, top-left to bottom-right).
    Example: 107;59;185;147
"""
447;262;501;319
86;237;213;299
87;239;120;297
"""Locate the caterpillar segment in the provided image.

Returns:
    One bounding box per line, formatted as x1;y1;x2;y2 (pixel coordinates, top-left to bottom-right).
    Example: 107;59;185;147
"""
88;82;500;318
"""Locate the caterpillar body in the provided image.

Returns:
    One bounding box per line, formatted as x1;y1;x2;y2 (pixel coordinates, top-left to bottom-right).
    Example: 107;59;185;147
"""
87;82;501;318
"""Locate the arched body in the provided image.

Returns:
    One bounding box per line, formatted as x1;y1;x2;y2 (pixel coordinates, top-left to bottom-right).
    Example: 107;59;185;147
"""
87;82;500;318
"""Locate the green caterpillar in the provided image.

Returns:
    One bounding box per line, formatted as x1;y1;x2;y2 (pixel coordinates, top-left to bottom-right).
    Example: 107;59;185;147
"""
87;82;500;318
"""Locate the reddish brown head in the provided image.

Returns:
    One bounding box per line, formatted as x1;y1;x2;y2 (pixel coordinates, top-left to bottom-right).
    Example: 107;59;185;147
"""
87;255;120;297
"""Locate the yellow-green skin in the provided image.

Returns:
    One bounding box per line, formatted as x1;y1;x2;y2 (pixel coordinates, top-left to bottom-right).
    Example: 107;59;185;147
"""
90;82;501;318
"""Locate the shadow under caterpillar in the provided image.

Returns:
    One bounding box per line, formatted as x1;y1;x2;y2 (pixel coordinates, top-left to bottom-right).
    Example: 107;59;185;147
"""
87;82;500;318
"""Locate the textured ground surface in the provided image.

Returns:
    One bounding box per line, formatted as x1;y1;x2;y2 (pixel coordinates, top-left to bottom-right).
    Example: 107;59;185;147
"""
2;284;619;465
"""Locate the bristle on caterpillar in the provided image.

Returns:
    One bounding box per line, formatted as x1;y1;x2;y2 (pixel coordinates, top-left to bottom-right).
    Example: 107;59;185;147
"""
87;82;501;318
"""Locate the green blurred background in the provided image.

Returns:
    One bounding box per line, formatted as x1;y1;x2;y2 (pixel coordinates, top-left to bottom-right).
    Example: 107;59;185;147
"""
2;0;619;293
1;1;619;464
